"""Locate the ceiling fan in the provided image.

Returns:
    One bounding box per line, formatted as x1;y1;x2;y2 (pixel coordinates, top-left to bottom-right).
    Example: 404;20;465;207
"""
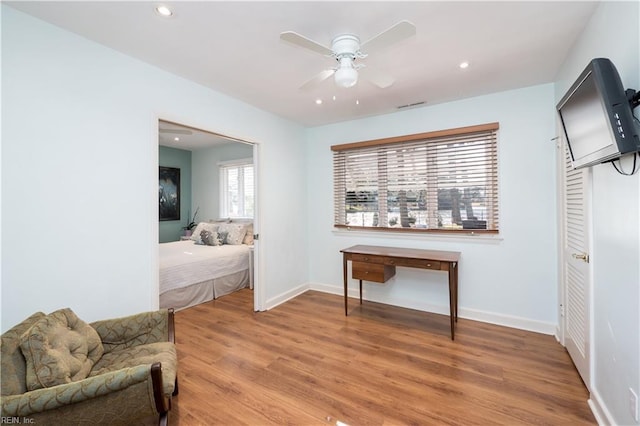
280;20;416;90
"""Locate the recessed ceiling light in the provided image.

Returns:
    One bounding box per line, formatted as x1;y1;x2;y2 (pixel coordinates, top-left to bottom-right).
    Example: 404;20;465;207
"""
174;137;180;141
459;61;470;69
315;99;323;105
356;100;360;105
155;6;173;17
332;95;337;101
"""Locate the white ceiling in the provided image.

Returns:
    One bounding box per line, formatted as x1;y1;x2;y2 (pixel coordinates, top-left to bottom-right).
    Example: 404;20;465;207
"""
8;1;599;128
159;120;244;150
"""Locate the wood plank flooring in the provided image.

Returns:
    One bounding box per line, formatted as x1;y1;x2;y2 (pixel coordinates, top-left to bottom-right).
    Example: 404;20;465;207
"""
170;289;595;425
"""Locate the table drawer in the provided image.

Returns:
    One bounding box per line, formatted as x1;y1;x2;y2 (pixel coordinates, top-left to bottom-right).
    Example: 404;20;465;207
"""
351;253;386;264
352;261;396;283
393;258;441;270
351;253;441;271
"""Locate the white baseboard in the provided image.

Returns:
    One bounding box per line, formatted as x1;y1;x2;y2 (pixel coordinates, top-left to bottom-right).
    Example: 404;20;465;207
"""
588;387;614;426
308;281;557;335
310;281;347;297
555;325;562;344
462;305;556;335
264;282;310;310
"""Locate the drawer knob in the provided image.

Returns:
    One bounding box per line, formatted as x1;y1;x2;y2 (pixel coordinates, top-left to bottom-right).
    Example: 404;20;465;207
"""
364;257;369;261
427;264;431;267
390;260;395;265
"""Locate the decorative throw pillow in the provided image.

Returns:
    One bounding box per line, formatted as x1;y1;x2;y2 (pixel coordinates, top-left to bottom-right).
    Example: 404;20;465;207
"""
190;222;219;244
242;223;254;245
217;223;247;245
20;308;104;391
199;229;219;246
217;230;229;245
0;312;46;396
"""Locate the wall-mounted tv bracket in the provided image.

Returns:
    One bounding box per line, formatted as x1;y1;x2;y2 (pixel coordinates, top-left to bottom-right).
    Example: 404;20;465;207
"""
613;89;640;176
625;88;640;109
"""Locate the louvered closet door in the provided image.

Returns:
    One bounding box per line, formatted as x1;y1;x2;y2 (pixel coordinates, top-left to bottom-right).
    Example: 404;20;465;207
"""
562;145;592;390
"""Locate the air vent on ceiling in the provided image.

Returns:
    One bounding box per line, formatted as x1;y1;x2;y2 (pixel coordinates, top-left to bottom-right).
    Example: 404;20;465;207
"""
397;101;426;110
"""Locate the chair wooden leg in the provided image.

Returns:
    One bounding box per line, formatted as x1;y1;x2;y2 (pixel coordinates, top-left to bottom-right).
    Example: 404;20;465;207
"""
158;412;168;426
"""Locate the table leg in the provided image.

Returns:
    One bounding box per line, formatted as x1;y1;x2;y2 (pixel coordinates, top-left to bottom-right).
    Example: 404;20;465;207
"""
454;262;458;322
448;262;456;340
359;280;363;304
343;254;348;316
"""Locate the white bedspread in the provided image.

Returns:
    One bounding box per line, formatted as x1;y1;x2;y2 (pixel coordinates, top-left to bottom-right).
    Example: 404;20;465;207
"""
159;240;250;294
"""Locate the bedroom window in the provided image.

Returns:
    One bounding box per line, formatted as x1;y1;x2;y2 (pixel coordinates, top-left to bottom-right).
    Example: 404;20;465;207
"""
220;159;254;218
332;122;499;234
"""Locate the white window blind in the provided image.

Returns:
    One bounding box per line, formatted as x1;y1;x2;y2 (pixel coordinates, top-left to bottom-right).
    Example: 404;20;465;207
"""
332;123;499;233
220;159;254;218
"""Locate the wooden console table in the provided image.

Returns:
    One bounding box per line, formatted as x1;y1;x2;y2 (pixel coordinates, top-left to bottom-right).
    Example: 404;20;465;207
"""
341;245;461;340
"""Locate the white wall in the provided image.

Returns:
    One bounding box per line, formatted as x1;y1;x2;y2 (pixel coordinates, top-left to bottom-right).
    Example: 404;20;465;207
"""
1;6;308;330
306;83;559;333
554;2;640;425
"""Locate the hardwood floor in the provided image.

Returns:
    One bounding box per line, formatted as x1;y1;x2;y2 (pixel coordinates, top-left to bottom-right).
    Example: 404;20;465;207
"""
170;289;595;425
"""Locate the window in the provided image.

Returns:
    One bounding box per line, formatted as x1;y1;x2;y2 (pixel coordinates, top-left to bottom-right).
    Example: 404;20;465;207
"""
332;123;499;233
220;159;254;218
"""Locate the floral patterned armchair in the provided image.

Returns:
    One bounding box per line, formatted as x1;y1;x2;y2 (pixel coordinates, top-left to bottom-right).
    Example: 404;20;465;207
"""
1;308;178;425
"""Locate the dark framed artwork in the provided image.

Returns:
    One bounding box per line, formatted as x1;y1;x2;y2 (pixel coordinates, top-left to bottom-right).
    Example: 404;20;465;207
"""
159;167;180;221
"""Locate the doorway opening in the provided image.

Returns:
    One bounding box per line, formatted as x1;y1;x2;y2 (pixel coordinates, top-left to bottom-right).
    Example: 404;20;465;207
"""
157;119;261;312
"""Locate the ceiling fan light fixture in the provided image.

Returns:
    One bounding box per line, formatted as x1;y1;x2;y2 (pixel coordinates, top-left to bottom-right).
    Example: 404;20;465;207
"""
334;57;358;88
335;67;358;88
281;21;415;91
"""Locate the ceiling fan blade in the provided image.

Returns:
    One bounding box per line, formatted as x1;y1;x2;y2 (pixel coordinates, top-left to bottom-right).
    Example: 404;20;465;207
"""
361;67;395;89
280;31;333;56
300;69;335;91
160;129;193;135
361;20;416;54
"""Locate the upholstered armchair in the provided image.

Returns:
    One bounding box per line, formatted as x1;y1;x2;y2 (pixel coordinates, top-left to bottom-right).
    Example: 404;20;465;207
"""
1;308;178;425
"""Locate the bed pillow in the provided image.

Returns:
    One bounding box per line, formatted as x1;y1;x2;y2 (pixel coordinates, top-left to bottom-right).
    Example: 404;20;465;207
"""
225;219;253;245
242;223;254;245
20;308;104;391
217;230;229;245
217;223;247;245
199;229;221;246
209;218;231;224
190;222;219;244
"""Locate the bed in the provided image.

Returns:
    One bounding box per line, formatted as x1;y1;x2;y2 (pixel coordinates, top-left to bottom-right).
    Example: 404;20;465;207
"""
159;221;253;311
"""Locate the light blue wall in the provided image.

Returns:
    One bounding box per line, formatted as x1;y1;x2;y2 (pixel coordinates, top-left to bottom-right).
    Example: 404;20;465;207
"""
2;4;306;331
159;146;192;243
554;2;639;425
159;142;253;243
192;142;254;223
306;83;559;333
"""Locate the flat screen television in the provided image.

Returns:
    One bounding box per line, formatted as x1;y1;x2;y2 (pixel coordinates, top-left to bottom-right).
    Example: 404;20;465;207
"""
557;58;640;170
